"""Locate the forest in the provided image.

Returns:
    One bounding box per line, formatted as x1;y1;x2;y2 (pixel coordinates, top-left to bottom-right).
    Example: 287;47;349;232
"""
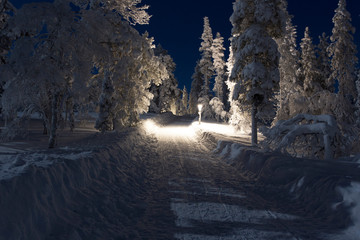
0;0;358;159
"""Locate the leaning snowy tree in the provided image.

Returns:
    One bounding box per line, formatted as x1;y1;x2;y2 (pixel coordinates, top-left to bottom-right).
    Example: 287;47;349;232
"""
328;0;358;129
229;0;286;145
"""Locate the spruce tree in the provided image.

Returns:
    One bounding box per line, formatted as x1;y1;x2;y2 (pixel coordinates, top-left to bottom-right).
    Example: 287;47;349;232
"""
316;33;333;92
211;32;228;106
181;86;188;115
275;12;302;121
188;60;202;114
328;0;358;125
229;0;286;145
300;27;321;97
197;16;214;119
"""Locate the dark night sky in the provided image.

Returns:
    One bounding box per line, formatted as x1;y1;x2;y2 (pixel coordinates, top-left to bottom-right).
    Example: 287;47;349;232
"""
9;0;360;91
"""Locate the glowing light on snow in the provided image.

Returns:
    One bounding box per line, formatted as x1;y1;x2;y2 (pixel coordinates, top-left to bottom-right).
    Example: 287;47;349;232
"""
143;119;196;139
143;119;241;140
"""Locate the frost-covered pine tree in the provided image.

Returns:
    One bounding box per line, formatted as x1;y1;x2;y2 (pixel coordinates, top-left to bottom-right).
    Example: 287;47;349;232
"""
0;0;13;64
316;33;333;92
328;0;358;125
197;16;214;119
211;32;228;106
180;86;188;115
229;0;286;145
355;70;360;126
188;60;202;115
300;27;322;97
275;10;302;122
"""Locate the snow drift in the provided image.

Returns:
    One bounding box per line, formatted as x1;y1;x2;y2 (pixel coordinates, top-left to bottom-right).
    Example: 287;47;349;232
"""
214;139;360;238
0;128;157;240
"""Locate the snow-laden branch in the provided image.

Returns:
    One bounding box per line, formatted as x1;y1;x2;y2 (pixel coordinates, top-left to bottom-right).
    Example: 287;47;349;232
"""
262;114;339;159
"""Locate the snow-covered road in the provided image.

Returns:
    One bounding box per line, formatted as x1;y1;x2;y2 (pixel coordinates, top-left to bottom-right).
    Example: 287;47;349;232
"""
142;118;307;240
1;116;355;239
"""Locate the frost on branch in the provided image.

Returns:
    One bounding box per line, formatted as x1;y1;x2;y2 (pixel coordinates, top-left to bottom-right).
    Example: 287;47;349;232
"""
261;114;340;159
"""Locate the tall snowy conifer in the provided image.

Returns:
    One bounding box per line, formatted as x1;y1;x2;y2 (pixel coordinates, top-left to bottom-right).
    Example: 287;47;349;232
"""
181;86;188;115
211;32;228;106
188;61;202;114
197;16;214;119
355;70;360;126
316;33;333;92
229;0;286;145
328;0;358;125
300;27;321;97
275;10;302;122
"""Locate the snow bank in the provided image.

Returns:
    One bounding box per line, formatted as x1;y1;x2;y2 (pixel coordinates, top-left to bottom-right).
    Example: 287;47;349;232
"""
0;128;156;239
0;150;92;181
332;182;360;240
214;139;360;237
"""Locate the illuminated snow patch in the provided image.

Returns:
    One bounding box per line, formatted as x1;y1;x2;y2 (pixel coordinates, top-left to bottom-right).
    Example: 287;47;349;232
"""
143;119;196;138
143;119;245;140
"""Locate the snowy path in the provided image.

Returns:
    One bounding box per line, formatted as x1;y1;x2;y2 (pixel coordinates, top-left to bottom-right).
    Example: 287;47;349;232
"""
141;118;310;240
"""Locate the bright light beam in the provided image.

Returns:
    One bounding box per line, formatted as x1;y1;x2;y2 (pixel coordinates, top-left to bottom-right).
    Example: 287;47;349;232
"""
143;119;196;139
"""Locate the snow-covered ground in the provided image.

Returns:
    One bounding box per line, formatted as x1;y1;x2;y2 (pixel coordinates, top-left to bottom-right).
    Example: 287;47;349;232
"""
0;114;359;239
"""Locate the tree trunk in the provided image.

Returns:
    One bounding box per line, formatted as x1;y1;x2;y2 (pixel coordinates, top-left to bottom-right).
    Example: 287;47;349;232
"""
67;96;75;132
48;93;59;148
42;120;48;135
251;102;258;146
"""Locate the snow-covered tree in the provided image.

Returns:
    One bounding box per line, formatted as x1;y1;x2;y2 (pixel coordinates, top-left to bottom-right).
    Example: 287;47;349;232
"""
72;0;151;25
211;32;228;106
355;70;360;126
328;0;358;125
149;44;180;114
229;0;286;145
275;11;303;122
197;16;215;119
316;33;333;92
0;0;14;64
188;60;202;115
300;27;322;97
180;86;188;115
1;0;166;147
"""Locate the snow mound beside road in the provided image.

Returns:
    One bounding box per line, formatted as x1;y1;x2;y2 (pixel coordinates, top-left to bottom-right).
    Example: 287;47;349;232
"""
0;128;157;240
214;139;360;239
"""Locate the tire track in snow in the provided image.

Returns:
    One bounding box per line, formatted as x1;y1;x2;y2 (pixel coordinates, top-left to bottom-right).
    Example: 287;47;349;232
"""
148;121;304;240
